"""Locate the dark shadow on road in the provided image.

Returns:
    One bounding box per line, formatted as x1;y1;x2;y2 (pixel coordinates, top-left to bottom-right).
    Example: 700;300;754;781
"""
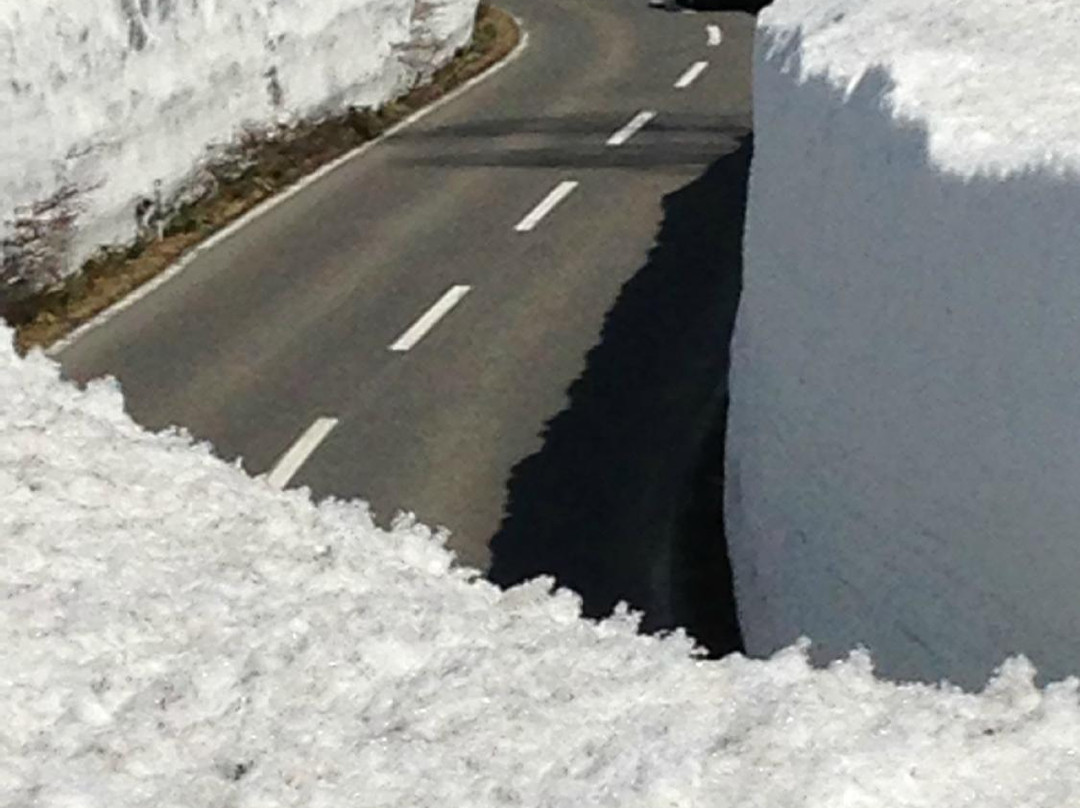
487;135;752;657
392;113;748;171
400;143;736;170
395;113;750;140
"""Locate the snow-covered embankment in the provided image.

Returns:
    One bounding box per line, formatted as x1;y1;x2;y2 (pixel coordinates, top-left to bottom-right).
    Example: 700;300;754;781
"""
727;0;1080;688
1;0;477;294
5;322;1080;804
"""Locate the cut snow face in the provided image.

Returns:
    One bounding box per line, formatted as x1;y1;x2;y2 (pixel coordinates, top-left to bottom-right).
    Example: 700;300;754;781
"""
4;329;1080;804
727;0;1080;687
0;0;477;292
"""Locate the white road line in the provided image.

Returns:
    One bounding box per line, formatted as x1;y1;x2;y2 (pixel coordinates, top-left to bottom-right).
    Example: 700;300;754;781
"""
267;417;338;489
514;181;579;232
707;24;723;46
606;110;656;147
675;60;709;89
389;284;471;352
47;22;533;358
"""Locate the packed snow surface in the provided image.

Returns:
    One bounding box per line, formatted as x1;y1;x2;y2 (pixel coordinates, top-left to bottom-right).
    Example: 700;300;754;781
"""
727;0;1080;688
1;0;476;291
760;0;1080;177
5;331;1080;805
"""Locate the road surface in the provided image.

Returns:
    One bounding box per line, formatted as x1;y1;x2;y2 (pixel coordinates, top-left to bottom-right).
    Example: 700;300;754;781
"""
58;0;753;639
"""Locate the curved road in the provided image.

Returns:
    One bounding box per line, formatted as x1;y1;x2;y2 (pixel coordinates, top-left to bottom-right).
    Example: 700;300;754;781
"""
59;0;754;627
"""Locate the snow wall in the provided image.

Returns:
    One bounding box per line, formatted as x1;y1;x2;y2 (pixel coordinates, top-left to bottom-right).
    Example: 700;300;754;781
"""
0;0;476;294
727;0;1080;689
6;324;1080;805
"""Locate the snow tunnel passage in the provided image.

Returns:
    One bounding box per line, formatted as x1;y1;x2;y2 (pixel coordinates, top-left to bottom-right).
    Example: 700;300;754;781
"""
488;136;751;656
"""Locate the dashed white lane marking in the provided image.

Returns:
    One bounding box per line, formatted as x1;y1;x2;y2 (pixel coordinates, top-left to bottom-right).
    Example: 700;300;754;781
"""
707;24;722;46
389;284;471;352
514;180;579;232
267;417;339;489
606;111;656;147
675;60;709;89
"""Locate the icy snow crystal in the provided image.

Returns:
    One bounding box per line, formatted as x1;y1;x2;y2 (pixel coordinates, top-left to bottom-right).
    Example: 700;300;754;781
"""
4;327;1080;804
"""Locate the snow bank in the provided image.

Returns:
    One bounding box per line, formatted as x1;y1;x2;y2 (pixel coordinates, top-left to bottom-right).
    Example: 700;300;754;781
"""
0;0;476;293
5;333;1080;804
727;0;1080;688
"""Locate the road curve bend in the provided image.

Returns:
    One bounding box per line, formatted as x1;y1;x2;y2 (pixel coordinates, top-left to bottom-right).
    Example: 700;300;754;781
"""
58;0;754;610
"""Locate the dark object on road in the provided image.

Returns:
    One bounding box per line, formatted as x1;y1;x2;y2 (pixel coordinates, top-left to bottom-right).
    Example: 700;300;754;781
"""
678;0;769;11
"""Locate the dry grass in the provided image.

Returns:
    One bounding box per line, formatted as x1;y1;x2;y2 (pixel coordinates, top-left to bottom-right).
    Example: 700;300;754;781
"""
11;3;519;354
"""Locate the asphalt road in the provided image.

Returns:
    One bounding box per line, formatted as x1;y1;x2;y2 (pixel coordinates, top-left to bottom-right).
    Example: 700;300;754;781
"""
59;0;753;638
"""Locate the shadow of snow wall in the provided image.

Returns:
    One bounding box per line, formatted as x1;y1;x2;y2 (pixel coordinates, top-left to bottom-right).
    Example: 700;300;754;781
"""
1;0;476;297
490;138;750;657
728;30;1080;690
